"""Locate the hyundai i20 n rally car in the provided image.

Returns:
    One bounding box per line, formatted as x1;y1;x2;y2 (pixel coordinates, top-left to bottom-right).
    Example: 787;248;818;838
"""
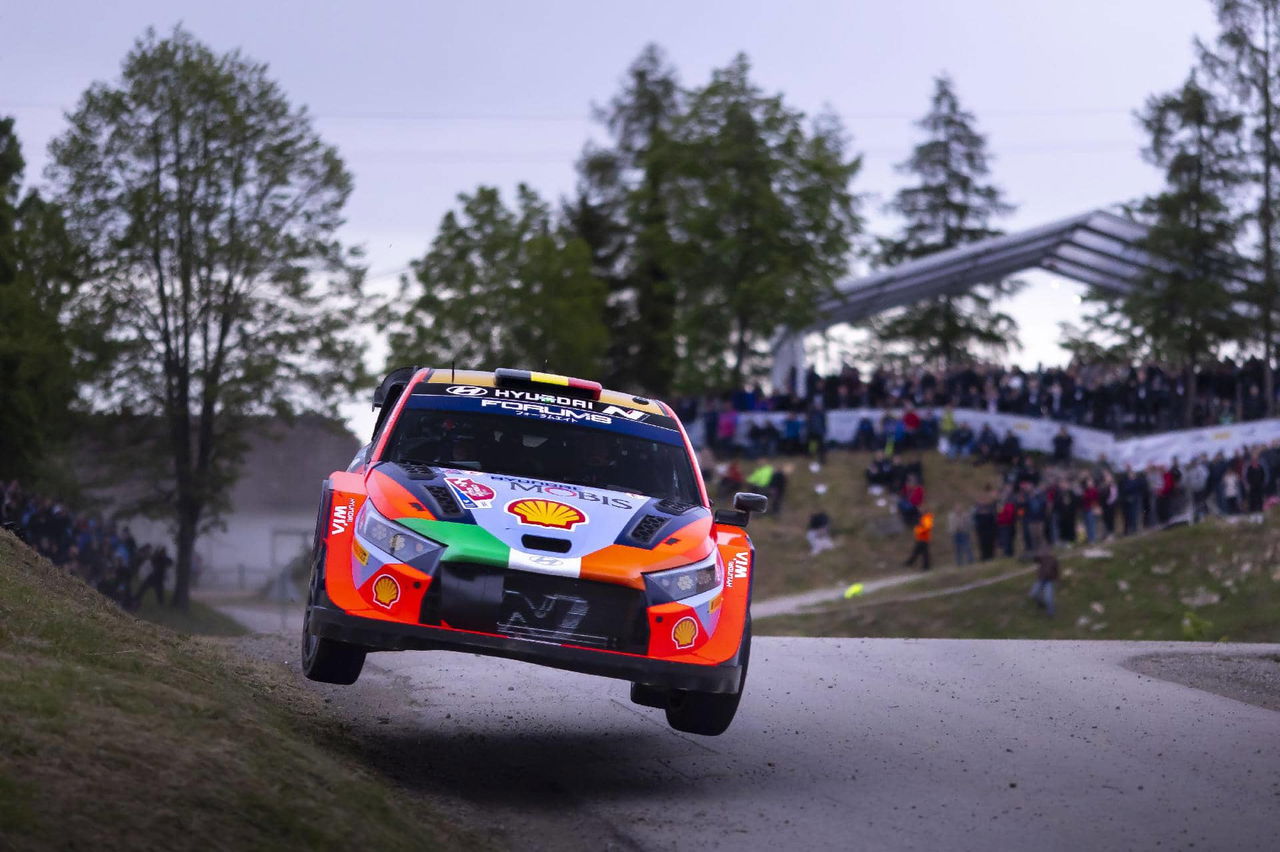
302;367;767;735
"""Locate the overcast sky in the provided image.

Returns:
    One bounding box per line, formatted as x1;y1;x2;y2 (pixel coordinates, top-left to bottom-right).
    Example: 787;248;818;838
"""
2;0;1220;428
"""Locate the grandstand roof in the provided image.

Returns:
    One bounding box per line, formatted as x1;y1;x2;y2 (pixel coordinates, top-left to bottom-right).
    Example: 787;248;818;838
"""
810;207;1251;329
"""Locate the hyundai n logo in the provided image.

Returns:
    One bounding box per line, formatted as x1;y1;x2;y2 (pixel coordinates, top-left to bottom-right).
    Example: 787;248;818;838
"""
446;385;487;396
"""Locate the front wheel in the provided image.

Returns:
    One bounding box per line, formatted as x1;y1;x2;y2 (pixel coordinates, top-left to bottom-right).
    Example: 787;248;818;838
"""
664;622;751;736
301;545;366;685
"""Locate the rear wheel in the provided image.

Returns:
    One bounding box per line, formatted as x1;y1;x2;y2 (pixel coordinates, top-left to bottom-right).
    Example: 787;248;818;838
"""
301;545;366;685
663;621;751;737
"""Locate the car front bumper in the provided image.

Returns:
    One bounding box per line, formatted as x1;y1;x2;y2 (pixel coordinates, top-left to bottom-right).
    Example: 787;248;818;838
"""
306;604;746;694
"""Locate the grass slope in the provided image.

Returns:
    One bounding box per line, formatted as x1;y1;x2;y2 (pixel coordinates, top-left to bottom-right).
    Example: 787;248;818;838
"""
747;449;1014;599
0;530;475;852
758;516;1280;642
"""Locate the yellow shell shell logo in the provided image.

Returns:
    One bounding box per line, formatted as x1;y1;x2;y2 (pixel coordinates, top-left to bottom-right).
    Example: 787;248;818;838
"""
672;616;698;649
506;499;587;530
372;574;400;608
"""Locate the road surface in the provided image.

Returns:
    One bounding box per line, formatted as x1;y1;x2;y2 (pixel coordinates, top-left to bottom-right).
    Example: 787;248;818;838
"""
221;603;1280;851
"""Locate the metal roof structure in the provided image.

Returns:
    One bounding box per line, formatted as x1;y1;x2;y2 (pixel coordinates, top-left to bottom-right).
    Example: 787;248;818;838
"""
808;207;1250;330
768;207;1254;389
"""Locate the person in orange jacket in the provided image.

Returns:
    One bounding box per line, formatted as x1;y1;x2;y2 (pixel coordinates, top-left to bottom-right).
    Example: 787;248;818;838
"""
904;508;934;571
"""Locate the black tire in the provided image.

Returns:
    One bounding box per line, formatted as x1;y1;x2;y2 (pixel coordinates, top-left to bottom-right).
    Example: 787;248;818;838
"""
664;621;751;736
301;544;367;685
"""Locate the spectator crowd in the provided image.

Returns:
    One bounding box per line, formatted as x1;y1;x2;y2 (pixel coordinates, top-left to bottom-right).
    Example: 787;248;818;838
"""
677;357;1280;442
1;480;174;609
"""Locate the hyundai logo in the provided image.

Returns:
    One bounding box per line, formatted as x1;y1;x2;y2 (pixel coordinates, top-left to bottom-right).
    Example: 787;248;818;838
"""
446;385;486;396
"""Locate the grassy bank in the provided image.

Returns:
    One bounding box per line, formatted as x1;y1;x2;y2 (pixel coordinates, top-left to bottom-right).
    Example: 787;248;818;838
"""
0;530;475;851
746;449;1027;599
758;516;1280;642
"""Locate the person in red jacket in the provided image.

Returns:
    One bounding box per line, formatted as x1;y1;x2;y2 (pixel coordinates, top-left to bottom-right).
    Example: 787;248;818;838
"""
1080;476;1100;543
904;509;934;571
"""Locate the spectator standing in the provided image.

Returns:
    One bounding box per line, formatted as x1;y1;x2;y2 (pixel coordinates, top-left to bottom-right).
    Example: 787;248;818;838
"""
1052;426;1073;463
1028;546;1060;616
1056;479;1079;545
1118;466;1141;534
904;509;934;571
1222;467;1242;514
995;488;1017;557
137;546;172;605
1186;456;1210;521
806;402;828;464
1100;471;1119;537
1080;476;1100;543
948;504;974;566
1245;452;1267;516
973;488;998;561
769;464;790;517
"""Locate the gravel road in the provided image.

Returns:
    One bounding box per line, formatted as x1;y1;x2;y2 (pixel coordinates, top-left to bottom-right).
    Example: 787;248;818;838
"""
221;603;1280;852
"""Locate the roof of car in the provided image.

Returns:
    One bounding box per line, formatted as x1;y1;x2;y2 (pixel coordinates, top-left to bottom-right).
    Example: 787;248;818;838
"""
417;368;669;416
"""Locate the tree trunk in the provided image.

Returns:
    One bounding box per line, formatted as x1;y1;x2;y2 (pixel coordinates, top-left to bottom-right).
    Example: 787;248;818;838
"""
1184;362;1197;428
1261;13;1276;415
171;499;199;611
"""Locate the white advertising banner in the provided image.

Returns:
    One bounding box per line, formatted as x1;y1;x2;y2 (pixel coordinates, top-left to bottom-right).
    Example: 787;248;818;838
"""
702;407;1280;468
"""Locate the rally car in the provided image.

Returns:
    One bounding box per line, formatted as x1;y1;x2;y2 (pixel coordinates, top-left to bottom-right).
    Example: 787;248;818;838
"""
301;367;767;735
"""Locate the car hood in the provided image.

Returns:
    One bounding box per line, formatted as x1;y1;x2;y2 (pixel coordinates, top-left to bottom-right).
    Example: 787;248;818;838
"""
363;462;714;585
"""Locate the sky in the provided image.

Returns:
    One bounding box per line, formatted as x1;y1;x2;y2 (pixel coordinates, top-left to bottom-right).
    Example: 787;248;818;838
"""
2;0;1219;434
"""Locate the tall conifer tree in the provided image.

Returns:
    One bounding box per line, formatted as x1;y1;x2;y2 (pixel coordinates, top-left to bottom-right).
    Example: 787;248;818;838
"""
1198;0;1280;413
872;74;1017;366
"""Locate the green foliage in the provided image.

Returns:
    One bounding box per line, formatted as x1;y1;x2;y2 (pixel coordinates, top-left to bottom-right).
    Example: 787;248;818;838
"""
1197;0;1280;411
408;46;862;396
665;55;863;391
567;45;684;394
387;184;609;377
0;117;79;482
1076;75;1245;424
871;74;1018;365
47;27;366;607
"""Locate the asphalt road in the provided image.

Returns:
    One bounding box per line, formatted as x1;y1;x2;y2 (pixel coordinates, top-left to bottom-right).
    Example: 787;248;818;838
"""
222;604;1280;852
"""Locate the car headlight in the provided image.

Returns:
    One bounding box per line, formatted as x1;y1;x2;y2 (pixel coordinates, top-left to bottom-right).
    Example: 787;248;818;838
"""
356;502;441;564
644;554;721;603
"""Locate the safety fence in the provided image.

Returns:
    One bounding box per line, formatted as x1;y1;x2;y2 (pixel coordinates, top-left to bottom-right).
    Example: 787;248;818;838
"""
703;407;1280;468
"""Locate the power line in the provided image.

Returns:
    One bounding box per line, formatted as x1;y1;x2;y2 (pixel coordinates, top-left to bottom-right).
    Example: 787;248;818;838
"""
0;101;1135;123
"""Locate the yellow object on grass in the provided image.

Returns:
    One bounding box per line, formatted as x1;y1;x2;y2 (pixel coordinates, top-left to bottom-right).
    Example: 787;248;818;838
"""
843;582;864;599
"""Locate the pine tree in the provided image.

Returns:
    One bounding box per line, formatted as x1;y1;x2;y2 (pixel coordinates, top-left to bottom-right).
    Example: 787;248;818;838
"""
873;74;1017;366
1131;75;1245;425
566;45;682;394
1198;0;1280;414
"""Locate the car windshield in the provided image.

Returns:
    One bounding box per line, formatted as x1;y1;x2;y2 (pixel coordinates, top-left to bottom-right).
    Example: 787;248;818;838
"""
382;407;701;504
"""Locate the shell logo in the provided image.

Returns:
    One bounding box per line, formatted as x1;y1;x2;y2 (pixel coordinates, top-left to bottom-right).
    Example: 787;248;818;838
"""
506;499;587;530
372;574;400;608
672;616;699;649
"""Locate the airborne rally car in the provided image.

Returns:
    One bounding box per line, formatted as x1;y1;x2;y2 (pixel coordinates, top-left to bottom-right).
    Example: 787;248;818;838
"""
302;367;767;735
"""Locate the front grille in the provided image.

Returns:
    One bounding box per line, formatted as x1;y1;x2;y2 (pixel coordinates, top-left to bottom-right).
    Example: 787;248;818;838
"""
421;562;649;653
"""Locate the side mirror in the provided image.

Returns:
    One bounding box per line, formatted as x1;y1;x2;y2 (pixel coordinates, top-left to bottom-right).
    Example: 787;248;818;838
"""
714;492;769;527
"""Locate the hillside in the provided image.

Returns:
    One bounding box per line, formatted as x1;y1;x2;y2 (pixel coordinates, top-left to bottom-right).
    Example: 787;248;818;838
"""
757;515;1280;643
746;449;1026;599
0;530;476;851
